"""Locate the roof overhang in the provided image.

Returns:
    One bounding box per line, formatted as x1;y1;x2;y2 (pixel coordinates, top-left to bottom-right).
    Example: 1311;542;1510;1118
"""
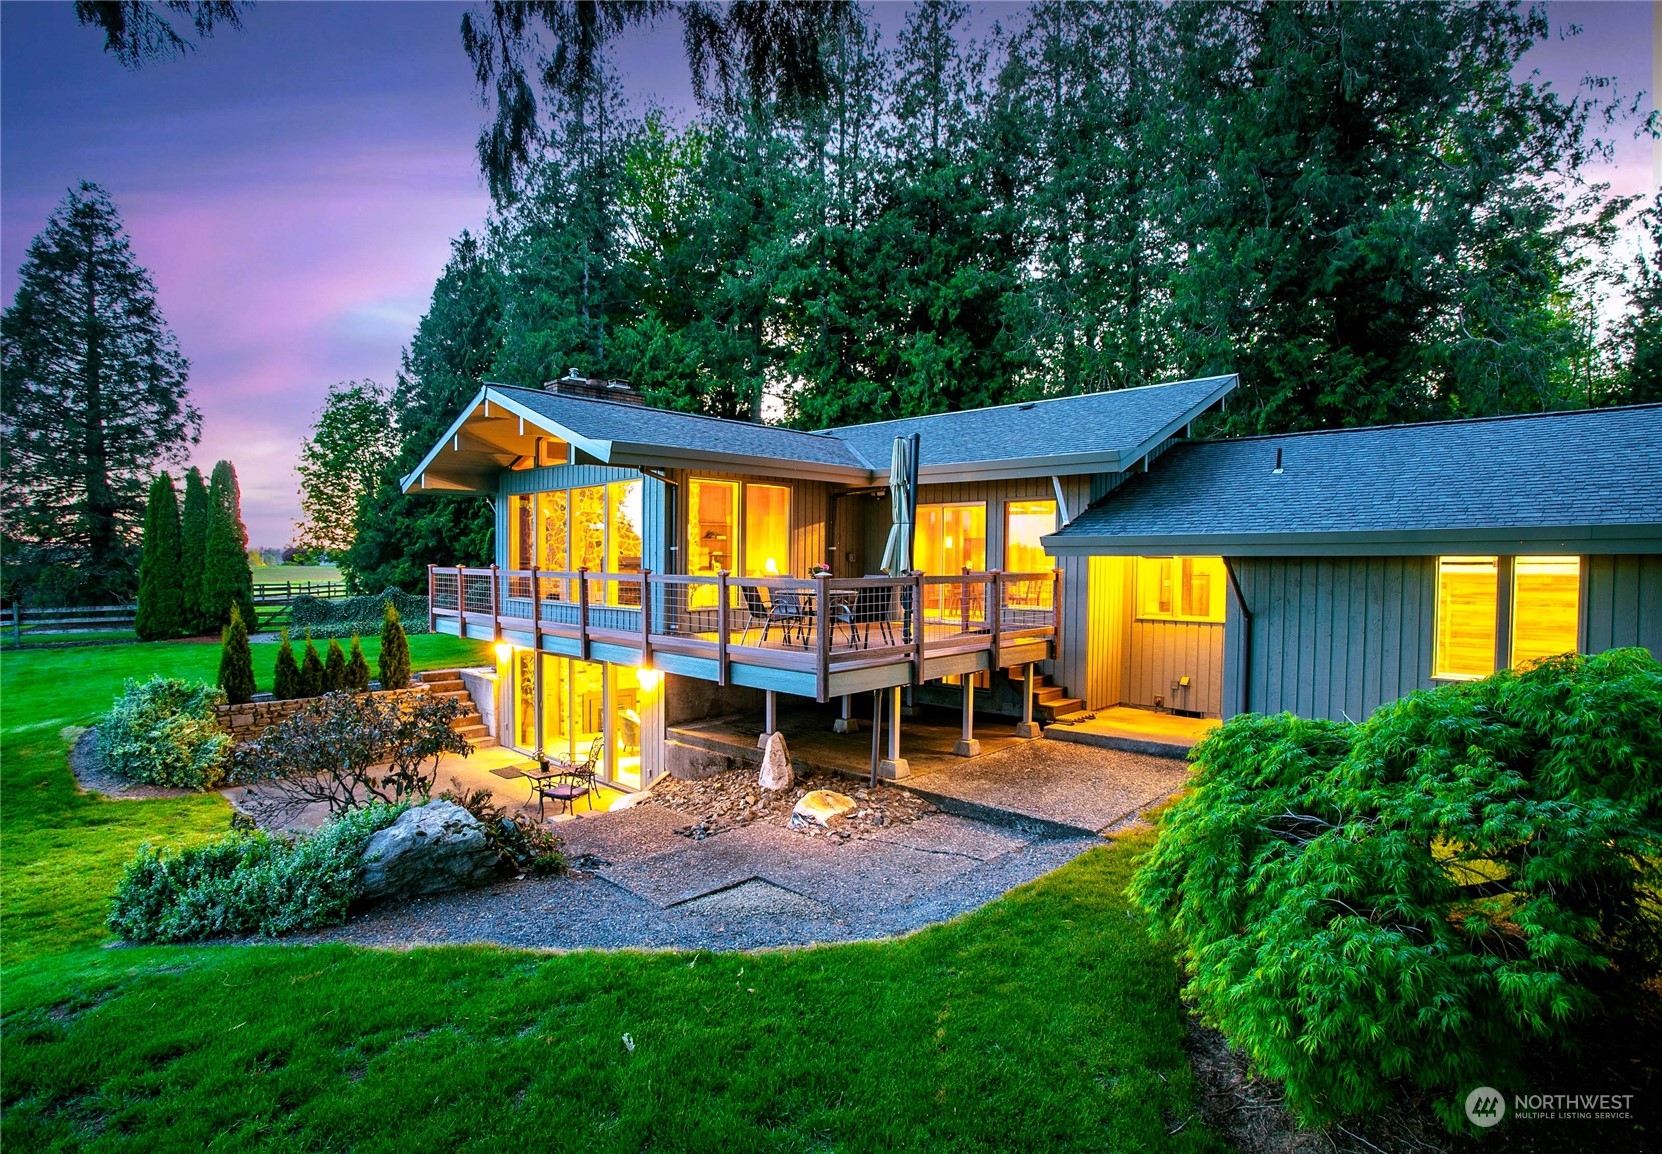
1041;523;1662;558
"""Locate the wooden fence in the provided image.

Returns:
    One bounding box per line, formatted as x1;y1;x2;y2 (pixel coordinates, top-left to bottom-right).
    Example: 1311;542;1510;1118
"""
4;581;349;641
252;580;346;601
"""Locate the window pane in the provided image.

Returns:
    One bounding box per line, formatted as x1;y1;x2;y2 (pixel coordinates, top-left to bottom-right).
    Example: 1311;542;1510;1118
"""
1137;557;1175;617
916;502;986;574
1512;555;1580;667
1179;558;1226;621
610;663;642;790
1005;500;1057;573
687;479;737;609
539;490;568;571
1435;556;1498;679
607;481;644;606
510;494;535;569
572;487;606;609
744;484;790;577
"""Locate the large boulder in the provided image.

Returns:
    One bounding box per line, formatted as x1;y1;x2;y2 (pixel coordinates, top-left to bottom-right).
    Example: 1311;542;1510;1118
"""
792;789;856;829
356;800;498;902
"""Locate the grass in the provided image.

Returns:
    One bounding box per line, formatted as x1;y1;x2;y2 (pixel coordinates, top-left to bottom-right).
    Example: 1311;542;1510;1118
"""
0;629;141;650
249;564;342;586
0;637;1218;1152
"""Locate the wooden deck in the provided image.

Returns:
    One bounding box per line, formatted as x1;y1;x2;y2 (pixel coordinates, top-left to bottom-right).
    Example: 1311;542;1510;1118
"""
431;567;1060;701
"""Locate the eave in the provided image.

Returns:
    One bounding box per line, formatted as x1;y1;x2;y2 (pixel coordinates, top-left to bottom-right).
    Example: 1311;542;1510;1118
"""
1041;523;1662;558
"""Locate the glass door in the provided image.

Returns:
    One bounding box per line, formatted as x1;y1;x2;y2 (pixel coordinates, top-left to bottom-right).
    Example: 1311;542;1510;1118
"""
609;664;643;790
916;502;987;618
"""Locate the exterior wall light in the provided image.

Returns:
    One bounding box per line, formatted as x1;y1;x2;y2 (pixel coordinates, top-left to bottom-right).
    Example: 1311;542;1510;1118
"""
494;641;513;663
635;665;661;692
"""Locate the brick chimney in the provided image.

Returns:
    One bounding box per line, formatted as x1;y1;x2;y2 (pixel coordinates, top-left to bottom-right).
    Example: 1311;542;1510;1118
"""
544;368;644;406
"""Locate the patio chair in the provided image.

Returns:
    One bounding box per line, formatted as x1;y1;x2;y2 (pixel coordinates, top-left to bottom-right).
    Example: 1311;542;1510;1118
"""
530;734;604;817
767;590;811;647
737;585;769;645
850;581;897;648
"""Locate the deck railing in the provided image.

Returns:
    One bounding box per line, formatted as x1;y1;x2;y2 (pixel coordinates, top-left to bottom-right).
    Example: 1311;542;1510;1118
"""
429;565;1059;698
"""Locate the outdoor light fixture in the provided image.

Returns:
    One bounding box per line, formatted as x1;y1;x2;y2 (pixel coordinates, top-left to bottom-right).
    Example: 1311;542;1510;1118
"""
494;641;512;662
635;665;660;692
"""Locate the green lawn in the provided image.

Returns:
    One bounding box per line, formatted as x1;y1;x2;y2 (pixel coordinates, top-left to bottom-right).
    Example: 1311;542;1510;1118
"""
250;564;342;586
0;639;1218;1152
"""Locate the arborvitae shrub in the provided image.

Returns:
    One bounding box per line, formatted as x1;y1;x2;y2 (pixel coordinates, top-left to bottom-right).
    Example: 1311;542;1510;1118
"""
345;636;371;693
272;632;303;700
299;635;326;698
1129;648;1662;1130
179;467;212;632
217;603;256;704
135;472;186;640
323;638;347;692
377;602;411;691
202;460;255;629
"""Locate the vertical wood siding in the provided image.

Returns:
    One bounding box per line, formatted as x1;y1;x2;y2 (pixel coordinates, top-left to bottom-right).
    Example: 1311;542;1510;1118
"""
1223;556;1438;722
1080;556;1127;709
1124;619;1225;716
1584;554;1662;656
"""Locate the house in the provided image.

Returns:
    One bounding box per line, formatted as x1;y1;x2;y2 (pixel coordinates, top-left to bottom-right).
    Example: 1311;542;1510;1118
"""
405;373;1662;793
1042;403;1662;722
402;372;1235;789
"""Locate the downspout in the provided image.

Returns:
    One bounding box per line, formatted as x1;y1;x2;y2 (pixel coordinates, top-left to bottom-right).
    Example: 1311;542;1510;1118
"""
1222;557;1252;716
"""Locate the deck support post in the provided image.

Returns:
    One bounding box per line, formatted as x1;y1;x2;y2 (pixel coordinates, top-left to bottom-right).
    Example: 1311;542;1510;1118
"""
952;677;980;757
1015;662;1041;738
833;693;861;734
879;685;910;778
759;689;778;748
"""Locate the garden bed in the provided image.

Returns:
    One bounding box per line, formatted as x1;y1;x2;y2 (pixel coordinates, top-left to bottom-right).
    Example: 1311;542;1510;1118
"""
647;767;936;840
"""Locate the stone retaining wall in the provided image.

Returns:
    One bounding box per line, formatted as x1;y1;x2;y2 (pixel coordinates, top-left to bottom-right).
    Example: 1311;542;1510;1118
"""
214;686;430;744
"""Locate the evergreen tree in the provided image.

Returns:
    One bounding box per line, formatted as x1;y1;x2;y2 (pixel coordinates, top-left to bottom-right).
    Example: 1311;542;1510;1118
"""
217;603;256;705
178;466;212;632
323;637;348;692
272;631;302;700
202;460;255;628
377;602;411;691
1614;193;1662;404
134;472;185;639
0;182;200;604
345;635;371;693
298;635;326;697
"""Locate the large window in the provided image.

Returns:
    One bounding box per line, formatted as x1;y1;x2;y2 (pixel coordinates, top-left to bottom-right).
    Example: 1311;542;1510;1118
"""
916;502;986;574
1512;556;1581;666
1434;554;1581;679
1434;557;1498;679
687;479;738;579
1005;500;1058;573
744;484;790;577
1136;557;1225;622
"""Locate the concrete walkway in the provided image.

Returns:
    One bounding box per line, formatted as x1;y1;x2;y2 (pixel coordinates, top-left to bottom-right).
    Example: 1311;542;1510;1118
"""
1044;705;1217;759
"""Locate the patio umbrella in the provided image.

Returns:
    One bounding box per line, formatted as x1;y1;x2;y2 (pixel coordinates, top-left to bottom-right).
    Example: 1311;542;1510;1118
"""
879;433;919;577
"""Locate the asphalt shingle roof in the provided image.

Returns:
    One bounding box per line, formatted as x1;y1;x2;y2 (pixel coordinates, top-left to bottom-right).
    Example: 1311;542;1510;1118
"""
829;375;1235;469
1054;404;1662;541
492;385;869;470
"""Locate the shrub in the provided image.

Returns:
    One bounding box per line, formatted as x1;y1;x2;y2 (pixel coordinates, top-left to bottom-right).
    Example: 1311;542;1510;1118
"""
229;690;469;824
437;779;566;876
299;634;325;697
98;677;230;789
378;602;411;690
135;471;185;640
201;460;255;630
345;636;371;692
179;466;211;632
108;803;404;943
289;586;429;638
1130;648;1662;1129
323;638;347;691
217;603;256;704
272;631;302;699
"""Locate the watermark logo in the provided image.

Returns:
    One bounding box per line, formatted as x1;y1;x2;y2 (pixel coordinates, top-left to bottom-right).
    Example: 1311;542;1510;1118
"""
1465;1087;1506;1128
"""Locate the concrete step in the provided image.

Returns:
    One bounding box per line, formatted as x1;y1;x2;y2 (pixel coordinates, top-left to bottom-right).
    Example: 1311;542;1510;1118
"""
453;723;490;740
1043;724;1194;761
418;668;463;681
466;735;499;749
427;681;467;695
449;711;483;728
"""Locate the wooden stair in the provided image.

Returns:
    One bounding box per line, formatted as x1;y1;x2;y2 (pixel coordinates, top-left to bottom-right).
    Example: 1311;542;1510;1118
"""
1009;669;1084;722
418;669;496;749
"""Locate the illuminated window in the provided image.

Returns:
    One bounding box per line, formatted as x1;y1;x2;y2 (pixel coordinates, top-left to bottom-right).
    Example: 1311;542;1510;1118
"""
687;479;737;608
1434;556;1498;679
744;484;790;577
1136;557;1225;622
538;490;568;571
510;493;535;569
1511;556;1580;667
1005;500;1058;573
917;503;987;574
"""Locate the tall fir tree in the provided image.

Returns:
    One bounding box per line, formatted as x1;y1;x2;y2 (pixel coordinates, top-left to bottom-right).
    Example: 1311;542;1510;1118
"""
272;631;302;700
178;466;212;632
1614;193;1662;404
217;603;256;705
0;182;200;604
377;602;411;691
134;472;185;640
202;460;254;629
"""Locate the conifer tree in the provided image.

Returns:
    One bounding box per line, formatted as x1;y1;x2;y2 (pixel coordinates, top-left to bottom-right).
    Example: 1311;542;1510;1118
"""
0;182;200;603
324;637;348;692
179;466;212;631
345;635;371;693
202;460;255;629
272;630;302;700
134;472;185;639
217;603;256;704
377;602;411;691
299;634;326;697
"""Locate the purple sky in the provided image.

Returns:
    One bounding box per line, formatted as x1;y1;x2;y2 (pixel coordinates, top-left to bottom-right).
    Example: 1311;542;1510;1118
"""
2;2;1655;547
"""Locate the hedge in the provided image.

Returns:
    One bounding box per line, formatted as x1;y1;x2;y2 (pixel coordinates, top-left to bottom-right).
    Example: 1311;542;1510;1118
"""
289;587;430;637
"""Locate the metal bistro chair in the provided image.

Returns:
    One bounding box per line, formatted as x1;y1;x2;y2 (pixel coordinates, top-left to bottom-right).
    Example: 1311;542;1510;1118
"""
530;733;605;818
737;585;811;647
844;581;897;649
